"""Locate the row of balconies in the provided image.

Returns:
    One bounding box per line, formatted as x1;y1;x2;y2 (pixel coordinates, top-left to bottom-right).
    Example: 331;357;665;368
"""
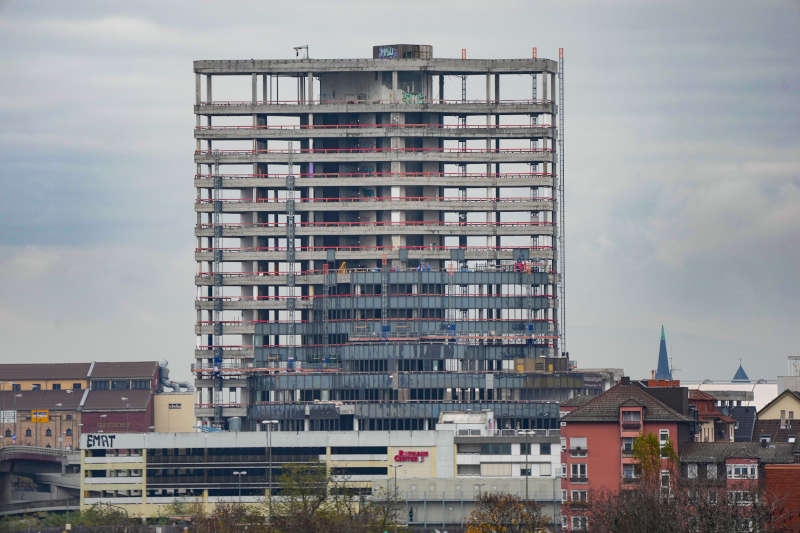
195;123;554;141
193;172;555;190
195;100;554;117
194;198;553;213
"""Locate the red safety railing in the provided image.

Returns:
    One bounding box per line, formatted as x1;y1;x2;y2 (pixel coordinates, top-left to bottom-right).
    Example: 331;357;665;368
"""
196;292;555;302
195;146;553;155
195;244;553;253
196;220;553;229
201;98;553;106
196;195;552;204
196;317;555;326
195;122;554;130
197;336;559;350
195;171;554;179
196;264;553;277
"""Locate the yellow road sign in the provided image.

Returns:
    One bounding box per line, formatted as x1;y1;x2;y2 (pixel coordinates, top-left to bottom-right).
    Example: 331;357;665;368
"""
31;410;49;423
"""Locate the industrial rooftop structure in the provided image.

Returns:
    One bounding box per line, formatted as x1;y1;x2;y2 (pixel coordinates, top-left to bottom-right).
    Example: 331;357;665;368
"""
193;44;584;432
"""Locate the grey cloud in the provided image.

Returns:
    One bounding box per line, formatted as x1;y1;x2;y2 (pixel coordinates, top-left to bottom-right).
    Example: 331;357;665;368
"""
0;0;797;381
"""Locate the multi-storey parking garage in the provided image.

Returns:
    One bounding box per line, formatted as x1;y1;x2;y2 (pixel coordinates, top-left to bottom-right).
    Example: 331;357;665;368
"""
194;44;576;431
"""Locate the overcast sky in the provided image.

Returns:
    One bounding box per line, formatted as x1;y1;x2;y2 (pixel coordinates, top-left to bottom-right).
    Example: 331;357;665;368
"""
0;0;798;383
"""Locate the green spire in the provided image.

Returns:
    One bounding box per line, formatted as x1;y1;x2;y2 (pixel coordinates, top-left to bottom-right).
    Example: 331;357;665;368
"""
661;324;665;341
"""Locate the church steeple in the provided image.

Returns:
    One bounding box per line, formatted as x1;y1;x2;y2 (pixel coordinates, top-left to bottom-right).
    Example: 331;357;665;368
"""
654;325;673;380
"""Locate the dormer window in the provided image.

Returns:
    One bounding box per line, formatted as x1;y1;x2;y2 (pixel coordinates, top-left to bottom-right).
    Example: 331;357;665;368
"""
622;411;641;429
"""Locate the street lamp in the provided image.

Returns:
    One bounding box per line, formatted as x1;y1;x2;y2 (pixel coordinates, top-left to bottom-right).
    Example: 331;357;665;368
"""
55;403;63;449
261;419;279;517
233;470;247;503
13;393;21;444
389;464;403;497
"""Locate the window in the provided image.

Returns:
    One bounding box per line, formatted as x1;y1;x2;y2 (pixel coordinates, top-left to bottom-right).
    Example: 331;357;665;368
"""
561;516;568;530
660;470;671;497
92;380;109;391
111;380;130;390
4;429;10;437
570;463;587;481
65;414;72;421
561;463;567;478
561;489;567;502
540;443;551;455
709;490;717;504
540;463;552;476
623;463;639;480
52;384;61;391
520;467;532;477
31;384;41;391
790;411;795;420
520;443;531;455
132;379;150;390
622;437;634;454
571;516;588;530
707;464;717;479
727;464;757;479
622;411;640;422
687;463;698;479
45;429;52;437
168;403;182;409
25;429;32;437
571;490;588;502
569;437;587;457
780;410;786;419
728;491;755;506
11;383;20;391
73;383;82;390
456;464;480;476
65;429;72;436
560;437;566;452
659;429;670;457
480;443;511;455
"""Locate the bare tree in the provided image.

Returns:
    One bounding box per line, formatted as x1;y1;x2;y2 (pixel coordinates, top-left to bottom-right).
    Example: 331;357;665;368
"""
465;492;549;533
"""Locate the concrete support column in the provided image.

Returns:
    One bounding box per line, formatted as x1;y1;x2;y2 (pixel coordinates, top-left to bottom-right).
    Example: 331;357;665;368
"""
438;75;444;103
206;75;212;103
262;74;268;103
392;71;398;102
494;74;500;104
307;72;314;102
252;73;257;104
195;73;201;105
485;73;490;102
550;72;556;104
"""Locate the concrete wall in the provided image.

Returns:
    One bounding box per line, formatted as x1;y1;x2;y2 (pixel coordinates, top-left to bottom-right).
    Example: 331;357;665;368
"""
154;393;196;433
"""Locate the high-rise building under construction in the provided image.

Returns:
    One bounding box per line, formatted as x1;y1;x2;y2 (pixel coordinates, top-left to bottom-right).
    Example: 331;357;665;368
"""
193;44;585;432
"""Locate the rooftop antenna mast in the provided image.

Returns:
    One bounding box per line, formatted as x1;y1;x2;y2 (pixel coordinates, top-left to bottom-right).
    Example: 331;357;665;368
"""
557;48;566;356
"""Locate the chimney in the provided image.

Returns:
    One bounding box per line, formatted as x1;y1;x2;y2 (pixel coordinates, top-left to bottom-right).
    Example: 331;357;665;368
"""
621;376;630;385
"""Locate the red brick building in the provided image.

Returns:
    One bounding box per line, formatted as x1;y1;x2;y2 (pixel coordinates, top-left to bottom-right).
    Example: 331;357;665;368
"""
764;463;800;530
559;378;693;531
0;361;162;447
689;389;736;442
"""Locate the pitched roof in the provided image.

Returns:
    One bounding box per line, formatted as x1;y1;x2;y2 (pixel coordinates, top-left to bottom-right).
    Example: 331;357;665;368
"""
89;361;159;379
680;441;795;464
82;390;152;411
655;325;673;381
757;389;800;419
561;394;595;408
732;364;751;383
0;390;83;411
0;363;90;381
754;419;798;444
562;381;693;423
720;406;757;442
